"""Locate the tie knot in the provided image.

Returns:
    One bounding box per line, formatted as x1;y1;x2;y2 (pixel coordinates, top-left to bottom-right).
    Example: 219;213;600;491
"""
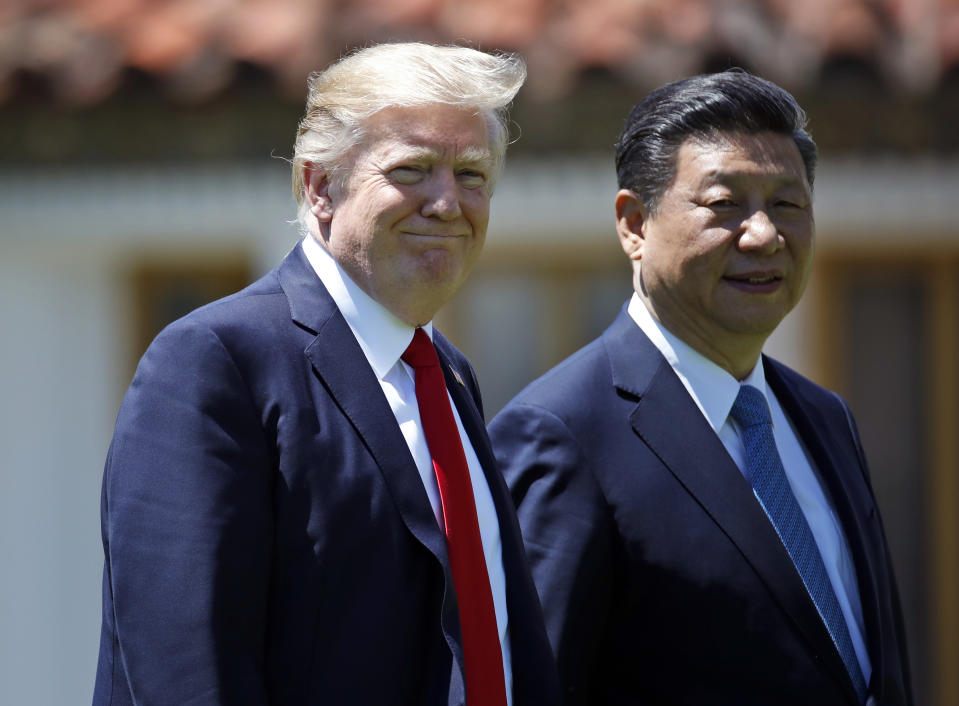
730;384;772;428
402;328;440;369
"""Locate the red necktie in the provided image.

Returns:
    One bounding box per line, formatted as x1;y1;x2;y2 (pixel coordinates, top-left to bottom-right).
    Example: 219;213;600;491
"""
402;328;507;706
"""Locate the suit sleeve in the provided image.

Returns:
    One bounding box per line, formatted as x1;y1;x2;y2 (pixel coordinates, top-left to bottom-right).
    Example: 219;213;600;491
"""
101;320;273;704
489;402;614;705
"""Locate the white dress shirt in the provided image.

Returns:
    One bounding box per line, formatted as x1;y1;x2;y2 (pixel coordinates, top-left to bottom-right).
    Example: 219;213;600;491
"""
628;293;872;684
301;235;513;702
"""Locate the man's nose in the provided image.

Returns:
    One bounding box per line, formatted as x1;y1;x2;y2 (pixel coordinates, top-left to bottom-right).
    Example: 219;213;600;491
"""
421;170;463;221
739;209;782;253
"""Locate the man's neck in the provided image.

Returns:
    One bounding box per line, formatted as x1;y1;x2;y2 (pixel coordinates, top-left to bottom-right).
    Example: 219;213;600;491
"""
635;292;763;381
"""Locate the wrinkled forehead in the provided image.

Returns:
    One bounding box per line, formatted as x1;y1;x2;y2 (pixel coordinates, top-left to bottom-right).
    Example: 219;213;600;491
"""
324;105;492;186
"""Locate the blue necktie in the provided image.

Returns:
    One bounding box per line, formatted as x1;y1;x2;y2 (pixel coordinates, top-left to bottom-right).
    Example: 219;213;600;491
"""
730;385;868;703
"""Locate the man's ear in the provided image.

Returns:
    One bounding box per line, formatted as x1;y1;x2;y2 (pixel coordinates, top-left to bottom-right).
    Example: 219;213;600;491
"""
615;189;647;263
303;162;334;223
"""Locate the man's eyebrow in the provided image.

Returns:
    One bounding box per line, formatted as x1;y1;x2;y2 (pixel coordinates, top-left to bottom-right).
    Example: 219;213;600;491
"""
701;170;808;188
386;145;492;166
456;146;493;166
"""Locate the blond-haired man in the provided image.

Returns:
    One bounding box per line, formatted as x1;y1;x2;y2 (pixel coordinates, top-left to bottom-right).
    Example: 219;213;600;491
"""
95;43;559;706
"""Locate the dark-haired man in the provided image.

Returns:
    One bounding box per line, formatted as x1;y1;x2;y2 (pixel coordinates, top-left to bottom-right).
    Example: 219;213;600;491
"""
489;71;912;705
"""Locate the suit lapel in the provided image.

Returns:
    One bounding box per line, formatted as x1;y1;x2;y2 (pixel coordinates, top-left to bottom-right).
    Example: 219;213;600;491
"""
276;246;449;567
437;334;559;703
766;360;886;693
603;309;857;701
437;339;520;566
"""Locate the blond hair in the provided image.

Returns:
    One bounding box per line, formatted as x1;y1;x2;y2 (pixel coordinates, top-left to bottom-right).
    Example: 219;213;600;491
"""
292;43;526;224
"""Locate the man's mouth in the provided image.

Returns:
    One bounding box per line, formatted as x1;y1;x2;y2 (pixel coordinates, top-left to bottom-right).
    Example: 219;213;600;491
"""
734;274;778;284
724;272;783;290
403;231;466;238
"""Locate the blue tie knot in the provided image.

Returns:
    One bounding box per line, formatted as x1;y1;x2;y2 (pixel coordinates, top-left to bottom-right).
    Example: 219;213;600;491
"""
730;385;772;428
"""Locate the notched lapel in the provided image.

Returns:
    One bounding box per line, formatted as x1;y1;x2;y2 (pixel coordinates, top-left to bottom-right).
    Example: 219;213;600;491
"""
307;325;469;679
604;310;854;699
632;370;857;700
766;360;878;528
437;344;514;545
277;246;449;567
440;349;512;526
629;367;836;642
439;341;553;698
304;316;449;566
766;360;888;697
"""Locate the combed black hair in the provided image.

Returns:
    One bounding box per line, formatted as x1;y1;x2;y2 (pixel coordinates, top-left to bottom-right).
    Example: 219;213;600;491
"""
614;69;817;214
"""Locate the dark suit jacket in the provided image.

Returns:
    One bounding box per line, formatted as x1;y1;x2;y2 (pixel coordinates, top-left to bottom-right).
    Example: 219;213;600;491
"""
94;246;560;706
489;307;912;706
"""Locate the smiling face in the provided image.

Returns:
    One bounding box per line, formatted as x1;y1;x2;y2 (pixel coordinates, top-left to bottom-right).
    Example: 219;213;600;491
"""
304;103;493;326
616;130;815;378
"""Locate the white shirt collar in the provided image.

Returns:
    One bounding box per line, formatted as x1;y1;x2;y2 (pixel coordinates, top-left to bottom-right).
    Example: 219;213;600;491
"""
301;235;430;379
627;292;770;432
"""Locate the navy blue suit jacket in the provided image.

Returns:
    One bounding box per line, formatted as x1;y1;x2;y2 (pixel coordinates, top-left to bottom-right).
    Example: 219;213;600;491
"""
489;307;911;706
94;246;560;705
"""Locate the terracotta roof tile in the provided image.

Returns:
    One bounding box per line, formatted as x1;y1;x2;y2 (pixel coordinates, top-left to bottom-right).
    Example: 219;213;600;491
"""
0;0;954;106
224;0;328;67
352;0;444;27
438;0;548;47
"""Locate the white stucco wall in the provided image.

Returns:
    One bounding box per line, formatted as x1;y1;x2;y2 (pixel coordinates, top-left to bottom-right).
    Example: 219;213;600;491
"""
0;165;294;705
0;244;121;704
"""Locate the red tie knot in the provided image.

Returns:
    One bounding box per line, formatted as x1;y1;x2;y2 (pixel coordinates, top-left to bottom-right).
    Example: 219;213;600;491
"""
401;328;440;369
